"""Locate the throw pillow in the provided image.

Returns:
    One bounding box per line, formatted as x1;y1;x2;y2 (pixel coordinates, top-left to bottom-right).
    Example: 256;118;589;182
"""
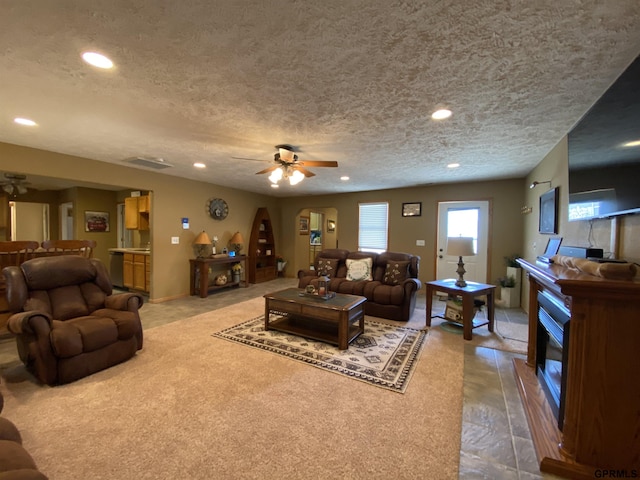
317;258;338;278
346;257;373;281
383;261;410;285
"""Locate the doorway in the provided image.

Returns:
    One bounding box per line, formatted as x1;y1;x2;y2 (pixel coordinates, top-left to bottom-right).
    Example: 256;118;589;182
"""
10;201;50;242
59;202;73;240
309;211;323;267
436;200;489;283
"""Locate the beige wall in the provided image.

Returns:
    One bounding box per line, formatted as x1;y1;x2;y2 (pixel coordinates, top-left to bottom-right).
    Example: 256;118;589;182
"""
281;179;525;286
2;139;528;299
522;137;640;310
0;142;280;302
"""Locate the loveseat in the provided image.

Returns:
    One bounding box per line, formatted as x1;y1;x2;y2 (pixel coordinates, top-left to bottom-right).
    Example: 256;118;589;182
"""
0;389;48;479
297;249;421;321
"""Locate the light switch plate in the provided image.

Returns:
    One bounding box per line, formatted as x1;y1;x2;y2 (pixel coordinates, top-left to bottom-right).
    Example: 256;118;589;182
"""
171;237;179;244
416;240;425;246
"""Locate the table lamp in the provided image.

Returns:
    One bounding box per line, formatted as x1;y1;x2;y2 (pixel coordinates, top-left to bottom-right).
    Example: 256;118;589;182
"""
446;236;475;287
193;231;212;258
229;231;244;255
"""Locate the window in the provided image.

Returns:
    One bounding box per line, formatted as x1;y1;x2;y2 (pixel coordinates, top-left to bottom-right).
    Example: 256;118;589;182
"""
358;202;388;253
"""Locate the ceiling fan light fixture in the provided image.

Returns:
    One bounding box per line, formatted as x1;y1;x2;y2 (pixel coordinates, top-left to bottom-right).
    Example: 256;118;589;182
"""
16;185;28;194
289;169;305;185
268;168;283;184
2;184;13;194
278;147;295;162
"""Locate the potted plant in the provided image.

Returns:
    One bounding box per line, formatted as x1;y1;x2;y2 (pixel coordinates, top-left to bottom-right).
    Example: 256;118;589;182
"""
497;274;519;307
276;255;286;273
231;262;243;283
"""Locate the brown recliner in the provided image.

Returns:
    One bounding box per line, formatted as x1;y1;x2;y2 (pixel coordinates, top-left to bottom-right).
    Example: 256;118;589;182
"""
2;255;144;385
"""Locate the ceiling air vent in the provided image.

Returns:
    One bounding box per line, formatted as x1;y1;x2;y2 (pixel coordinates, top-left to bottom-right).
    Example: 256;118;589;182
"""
126;157;174;170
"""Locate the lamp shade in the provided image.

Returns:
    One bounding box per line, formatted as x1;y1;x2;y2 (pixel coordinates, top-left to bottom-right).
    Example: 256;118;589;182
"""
194;231;212;245
229;231;244;245
446;237;475;257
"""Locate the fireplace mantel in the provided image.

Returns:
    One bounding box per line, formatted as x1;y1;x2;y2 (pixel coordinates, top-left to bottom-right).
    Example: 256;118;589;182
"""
515;259;640;479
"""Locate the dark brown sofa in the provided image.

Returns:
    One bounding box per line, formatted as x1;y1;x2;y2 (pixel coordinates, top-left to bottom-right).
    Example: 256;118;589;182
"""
0;389;47;479
2;255;144;385
298;249;421;321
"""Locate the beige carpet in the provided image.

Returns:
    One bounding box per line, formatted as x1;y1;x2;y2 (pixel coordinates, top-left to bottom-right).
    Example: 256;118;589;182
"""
0;298;465;480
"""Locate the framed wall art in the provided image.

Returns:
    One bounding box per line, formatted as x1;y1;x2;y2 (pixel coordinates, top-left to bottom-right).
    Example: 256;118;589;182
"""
327;219;336;232
299;216;309;235
402;202;422;217
84;211;110;232
539;187;559;234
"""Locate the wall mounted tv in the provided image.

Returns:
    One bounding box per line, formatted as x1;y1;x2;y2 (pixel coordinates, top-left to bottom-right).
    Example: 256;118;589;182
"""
567;55;640;221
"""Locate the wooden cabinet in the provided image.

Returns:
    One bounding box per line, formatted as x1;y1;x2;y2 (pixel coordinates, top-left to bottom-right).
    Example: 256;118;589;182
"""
124;195;150;230
248;208;276;283
515;259;640;478
123;252;149;292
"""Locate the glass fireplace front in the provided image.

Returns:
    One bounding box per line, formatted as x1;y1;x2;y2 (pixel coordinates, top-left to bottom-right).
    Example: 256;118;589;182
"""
536;290;570;430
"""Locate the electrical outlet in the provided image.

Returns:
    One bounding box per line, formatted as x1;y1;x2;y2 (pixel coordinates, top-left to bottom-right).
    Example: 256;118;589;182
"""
416;240;425;246
171;237;179;244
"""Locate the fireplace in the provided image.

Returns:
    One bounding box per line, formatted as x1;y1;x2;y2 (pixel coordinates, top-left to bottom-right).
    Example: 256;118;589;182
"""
535;290;570;430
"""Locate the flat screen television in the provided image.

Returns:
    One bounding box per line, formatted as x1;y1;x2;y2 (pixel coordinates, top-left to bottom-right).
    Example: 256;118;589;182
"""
567;55;640;221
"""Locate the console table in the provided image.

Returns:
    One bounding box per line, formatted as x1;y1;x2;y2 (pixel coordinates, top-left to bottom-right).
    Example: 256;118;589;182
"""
516;259;640;479
189;255;247;298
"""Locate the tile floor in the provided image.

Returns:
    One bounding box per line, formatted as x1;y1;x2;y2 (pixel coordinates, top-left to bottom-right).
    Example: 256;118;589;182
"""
0;278;563;479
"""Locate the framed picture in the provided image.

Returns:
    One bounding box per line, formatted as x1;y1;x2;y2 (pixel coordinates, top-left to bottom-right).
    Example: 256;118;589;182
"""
84;211;110;232
402;202;422;217
299;216;309;235
327;219;336;232
539;187;559;234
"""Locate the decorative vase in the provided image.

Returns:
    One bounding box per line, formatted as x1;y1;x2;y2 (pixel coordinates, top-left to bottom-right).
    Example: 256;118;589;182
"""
232;272;241;284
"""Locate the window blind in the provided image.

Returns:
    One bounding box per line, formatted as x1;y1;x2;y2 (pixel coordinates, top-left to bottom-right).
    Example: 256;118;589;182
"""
358;202;388;253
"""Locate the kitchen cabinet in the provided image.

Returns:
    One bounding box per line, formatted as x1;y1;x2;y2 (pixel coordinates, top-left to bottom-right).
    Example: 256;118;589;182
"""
123;252;149;293
125;195;150;230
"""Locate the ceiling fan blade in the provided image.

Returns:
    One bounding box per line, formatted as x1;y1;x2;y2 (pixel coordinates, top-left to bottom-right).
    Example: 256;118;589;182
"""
255;165;281;175
294;166;316;178
296;160;338;168
232;156;268;162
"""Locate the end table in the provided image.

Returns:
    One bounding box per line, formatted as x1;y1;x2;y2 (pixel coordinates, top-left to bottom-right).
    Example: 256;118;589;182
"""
425;279;495;340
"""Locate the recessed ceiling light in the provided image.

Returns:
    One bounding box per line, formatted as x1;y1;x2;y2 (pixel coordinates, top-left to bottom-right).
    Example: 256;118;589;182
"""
14;117;37;126
340;176;350;181
193;162;206;169
432;109;452;120
447;163;460;169
622;140;640;147
81;51;114;69
270;184;279;188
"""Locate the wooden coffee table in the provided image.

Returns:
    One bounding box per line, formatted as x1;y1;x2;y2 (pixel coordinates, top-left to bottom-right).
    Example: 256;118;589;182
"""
264;288;366;350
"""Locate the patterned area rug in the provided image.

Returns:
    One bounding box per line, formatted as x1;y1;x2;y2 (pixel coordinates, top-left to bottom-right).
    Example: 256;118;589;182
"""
213;315;427;393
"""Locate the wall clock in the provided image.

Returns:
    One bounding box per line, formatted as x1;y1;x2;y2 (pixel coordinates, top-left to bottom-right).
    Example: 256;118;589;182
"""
207;198;229;220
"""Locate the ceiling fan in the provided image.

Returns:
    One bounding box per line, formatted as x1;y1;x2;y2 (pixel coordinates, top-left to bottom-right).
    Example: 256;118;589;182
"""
234;145;338;185
0;173;30;195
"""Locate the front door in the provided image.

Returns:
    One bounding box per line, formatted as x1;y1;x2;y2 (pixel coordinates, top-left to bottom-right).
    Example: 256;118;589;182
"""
436;200;489;283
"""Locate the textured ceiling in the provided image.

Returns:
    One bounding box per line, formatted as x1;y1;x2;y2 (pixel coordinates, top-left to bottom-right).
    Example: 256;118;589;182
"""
1;1;640;197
